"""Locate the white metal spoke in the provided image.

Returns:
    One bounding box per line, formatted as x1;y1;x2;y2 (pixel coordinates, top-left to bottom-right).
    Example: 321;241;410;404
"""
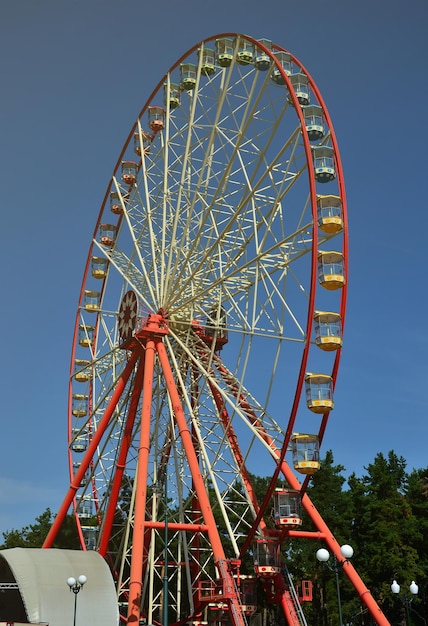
67;34;347;622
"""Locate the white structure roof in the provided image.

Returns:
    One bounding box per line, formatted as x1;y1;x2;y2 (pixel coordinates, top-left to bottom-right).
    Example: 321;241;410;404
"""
0;547;118;626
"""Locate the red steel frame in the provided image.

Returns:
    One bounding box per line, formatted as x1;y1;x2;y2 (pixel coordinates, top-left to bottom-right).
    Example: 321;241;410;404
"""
44;313;389;626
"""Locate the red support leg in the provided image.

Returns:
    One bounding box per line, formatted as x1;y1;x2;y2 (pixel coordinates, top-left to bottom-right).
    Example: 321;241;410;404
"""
156;339;247;626
99;354;145;557
214;361;389;625
127;339;156;626
43;351;139;549
280;458;391;626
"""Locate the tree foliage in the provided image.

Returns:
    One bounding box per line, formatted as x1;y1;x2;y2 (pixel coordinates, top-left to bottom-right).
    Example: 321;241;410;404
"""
1;508;79;550
1;451;427;625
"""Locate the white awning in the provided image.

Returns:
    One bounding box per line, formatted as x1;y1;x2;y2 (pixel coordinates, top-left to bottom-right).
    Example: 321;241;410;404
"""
0;547;119;626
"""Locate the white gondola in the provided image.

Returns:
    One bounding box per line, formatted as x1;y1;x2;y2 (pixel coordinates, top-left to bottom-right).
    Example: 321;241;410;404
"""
254;39;272;71
163;82;181;109
198;47;216;76
73;462;90;488
273;488;302;527
81;525;99;550
148;106;165;132
271;51;292;84
288;73;310;105
313;145;336;182
180;63;198;89
121;160;138;185
77;495;93;519
236;37;253;65
215;38;234;67
70;427;88;453
303;105;325;141
253;538;282;578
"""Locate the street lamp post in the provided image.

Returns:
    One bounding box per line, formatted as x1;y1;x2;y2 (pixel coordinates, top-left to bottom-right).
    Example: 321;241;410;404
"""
316;544;354;626
391;580;419;626
154;468;169;626
163;466;168;626
66;574;87;626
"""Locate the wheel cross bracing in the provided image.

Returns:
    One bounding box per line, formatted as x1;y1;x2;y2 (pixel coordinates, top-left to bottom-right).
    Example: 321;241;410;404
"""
43;34;390;626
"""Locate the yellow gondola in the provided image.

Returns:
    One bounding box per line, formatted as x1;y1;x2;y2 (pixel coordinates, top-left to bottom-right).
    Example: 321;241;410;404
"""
78;324;95;347
305;373;334;413
317;195;343;233
318;251;345;290
314;311;343;351
83;290;100;312
72;394;88;418
291;433;320;474
91;256;108;279
74;359;91;382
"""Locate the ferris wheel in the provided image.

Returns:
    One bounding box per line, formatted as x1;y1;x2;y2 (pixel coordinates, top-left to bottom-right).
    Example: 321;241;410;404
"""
43;34;389;626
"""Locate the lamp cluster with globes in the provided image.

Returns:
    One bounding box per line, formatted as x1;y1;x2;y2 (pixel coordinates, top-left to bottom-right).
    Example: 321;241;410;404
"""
316;544;354;626
391;580;419;626
66;574;87;626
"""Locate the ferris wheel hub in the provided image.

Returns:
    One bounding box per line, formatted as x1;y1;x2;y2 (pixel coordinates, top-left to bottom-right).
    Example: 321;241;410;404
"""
118;290;138;342
135;313;169;338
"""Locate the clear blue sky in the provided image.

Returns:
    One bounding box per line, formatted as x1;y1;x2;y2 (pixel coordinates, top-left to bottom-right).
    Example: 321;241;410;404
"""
1;0;427;535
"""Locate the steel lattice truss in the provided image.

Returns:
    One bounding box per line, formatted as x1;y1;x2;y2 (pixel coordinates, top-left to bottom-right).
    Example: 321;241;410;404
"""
43;34;389;626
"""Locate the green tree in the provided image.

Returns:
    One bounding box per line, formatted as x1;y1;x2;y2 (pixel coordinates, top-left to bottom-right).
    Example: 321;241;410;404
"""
348;451;420;624
307;449;353;540
303;450;353;626
1;508;79;549
3;452;428;625
404;467;428;624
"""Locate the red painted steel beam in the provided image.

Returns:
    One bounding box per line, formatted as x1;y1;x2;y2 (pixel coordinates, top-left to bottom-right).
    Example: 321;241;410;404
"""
99;354;145;557
280;460;390;626
127;338;156;626
142;521;209;532
43;351;139;549
156;338;246;626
